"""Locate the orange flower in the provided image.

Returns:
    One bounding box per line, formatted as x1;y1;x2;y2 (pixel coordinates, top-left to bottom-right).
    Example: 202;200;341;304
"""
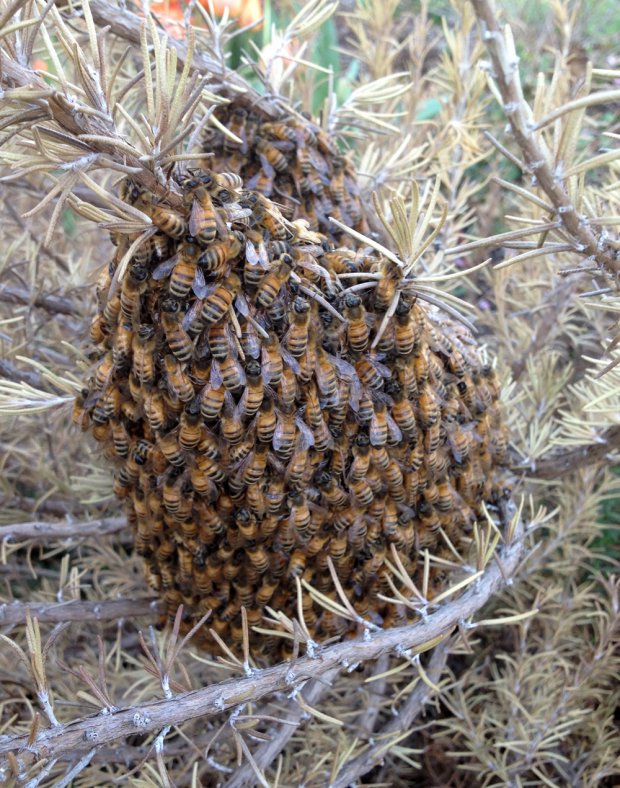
209;0;263;28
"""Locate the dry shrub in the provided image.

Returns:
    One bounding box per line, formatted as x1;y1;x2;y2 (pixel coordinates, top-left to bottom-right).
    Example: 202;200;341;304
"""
0;0;618;785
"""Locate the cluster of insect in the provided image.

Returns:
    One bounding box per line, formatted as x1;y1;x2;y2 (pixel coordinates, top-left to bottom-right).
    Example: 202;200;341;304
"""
76;108;509;658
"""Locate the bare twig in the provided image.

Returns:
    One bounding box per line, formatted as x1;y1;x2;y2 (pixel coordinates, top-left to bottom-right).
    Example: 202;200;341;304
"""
471;0;620;274
0;286;82;317
0;597;161;627
0;524;524;770
0;515;126;543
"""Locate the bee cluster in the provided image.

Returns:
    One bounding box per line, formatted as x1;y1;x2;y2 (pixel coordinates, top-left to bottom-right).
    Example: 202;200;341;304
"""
76;110;508;658
203;105;369;244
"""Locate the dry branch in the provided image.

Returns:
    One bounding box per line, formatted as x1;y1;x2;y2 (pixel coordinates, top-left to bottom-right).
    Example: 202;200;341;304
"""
84;0;272;111
0;524;524;771
0;597;161;627
331;642;451;787
530;425;620;479
0;515;126;543
471;0;620;275
223;668;341;788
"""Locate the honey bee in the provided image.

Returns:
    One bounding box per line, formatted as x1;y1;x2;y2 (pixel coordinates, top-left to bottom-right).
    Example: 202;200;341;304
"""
93;383;122;424
273;409;297;458
348;432;371;481
447;420;473;464
246;543;269;574
285;296;311;357
198;231;244;275
200;273;240;324
156;430;184;467
152;242;202;300
418;382;441;428
261;332;284;385
316;471;349;509
329;155;346;203
256;137;288;172
102;293;121;334
89;314;108;345
72;388;91;431
96;259;115;306
373;264;400;312
164;354;195;402
256;396;277;442
349;478;374;507
386;381;417;438
142;388;165;431
315;349;339;404
278;365;299;410
287;548;307;578
195;453;225;483
217;354;245;391
394;298;424;356
288;493;311;536
111;319;132;368
221;396;245;445
120;263;149;322
200;374;226;421
181;176;218;244
355;356;389;390
179;403;203;450
160;298;193;361
131;325;157;385
343;293;369;354
369;401;402;447
256;254;295;309
109;418;130;456
260;121;297;143
140;196;188;239
256;575;279;606
207;319;234;361
265;477;286;514
225;107;249;153
240;443;268;485
238;359;264;417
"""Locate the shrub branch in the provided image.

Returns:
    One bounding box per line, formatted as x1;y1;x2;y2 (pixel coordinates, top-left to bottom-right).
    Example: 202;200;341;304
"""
470;0;620;275
0;522;524;772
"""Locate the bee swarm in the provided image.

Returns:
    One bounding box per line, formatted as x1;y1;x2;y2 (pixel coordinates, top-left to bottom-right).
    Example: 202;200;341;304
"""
77;107;509;659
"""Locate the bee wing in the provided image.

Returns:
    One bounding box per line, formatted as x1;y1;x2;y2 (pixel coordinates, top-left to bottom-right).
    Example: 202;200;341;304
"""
273;413;295;452
295;417;315;449
225;204;252;222
188;197;203;239
245;241;259;265
192;267;208;299
330;355;356;380
210;359;223;388
258;155;276;178
182;298;204;331
258;242;270;268
280;347;301;375
152;254;179;280
386;412;403;444
372;359;393;378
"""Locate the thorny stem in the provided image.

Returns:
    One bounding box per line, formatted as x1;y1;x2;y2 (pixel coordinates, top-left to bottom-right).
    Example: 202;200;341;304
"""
0;597;161;627
0;524;524;772
470;0;620;275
